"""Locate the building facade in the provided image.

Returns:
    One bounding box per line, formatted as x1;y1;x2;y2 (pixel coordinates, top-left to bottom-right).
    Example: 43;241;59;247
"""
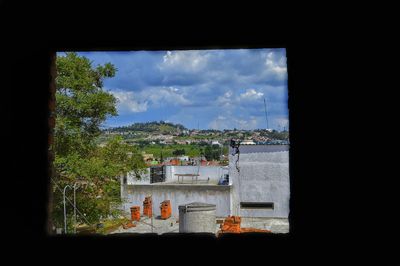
120;145;290;219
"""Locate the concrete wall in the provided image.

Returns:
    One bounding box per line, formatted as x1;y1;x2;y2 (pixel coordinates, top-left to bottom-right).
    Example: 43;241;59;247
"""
121;184;231;217
229;146;290;218
164;165;229;183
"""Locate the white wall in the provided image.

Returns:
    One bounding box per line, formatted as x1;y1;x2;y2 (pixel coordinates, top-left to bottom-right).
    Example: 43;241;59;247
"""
164;166;229;183
126;166;229;185
121;184;231;217
229;149;290;218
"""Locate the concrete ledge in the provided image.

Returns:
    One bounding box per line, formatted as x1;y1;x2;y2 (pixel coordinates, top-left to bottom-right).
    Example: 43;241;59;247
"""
124;183;232;189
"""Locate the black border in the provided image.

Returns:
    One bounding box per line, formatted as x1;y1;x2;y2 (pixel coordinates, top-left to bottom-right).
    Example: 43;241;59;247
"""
2;33;313;261
3;9;398;261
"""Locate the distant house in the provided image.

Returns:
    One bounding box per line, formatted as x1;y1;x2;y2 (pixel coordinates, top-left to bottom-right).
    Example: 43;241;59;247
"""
178;155;189;161
170;158;180;165
240;139;256;145
211;140;222;147
141;152;154;161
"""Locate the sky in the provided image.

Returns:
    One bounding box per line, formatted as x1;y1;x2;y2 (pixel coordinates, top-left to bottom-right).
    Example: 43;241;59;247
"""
63;49;288;130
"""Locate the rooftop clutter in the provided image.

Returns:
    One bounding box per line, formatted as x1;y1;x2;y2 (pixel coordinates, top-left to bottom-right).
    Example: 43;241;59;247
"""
217;215;272;236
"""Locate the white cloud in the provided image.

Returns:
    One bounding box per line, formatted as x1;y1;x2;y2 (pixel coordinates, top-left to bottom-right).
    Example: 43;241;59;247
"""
235;116;258;130
263;51;287;79
216;88;264;108
224;91;232;98
111;86;192;114
239;88;264;101
216;90;234;107
273;117;289;130
143;86;192;107
111;90;148;113
208;115;259;130
208;115;231;130
160;50;210;73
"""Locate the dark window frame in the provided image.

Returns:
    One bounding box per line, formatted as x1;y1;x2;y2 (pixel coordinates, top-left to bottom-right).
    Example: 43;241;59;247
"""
240;202;274;209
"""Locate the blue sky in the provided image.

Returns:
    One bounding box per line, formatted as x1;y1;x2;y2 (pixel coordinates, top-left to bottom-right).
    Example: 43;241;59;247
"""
63;49;288;130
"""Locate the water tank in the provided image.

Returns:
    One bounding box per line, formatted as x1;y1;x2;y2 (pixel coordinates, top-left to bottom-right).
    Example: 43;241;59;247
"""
178;202;216;233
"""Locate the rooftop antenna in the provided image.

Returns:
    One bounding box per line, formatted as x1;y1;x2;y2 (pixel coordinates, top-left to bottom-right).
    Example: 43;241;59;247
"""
263;98;269;129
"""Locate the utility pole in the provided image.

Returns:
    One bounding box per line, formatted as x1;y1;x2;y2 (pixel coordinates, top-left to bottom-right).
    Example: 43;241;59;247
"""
73;182;78;234
63;183;79;234
264;98;269;129
63;185;72;234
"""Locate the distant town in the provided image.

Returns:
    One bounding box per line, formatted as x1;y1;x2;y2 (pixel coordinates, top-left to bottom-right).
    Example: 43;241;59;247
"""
98;121;289;167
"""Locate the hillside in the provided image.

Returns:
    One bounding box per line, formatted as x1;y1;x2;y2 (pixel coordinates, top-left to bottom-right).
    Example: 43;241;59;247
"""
107;121;188;134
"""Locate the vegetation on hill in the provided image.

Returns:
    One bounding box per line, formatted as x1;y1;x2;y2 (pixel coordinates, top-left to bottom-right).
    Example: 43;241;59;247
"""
109;121;187;134
142;144;203;159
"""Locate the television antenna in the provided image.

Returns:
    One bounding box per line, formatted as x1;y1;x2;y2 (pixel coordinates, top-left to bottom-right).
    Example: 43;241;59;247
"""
263;98;269;129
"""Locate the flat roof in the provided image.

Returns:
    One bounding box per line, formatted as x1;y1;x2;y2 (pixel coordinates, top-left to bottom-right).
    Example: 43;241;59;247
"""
230;144;289;154
125;182;231;188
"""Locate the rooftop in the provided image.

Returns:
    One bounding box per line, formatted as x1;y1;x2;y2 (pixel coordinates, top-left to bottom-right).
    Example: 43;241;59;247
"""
230;144;289;154
109;216;289;235
125;180;231;188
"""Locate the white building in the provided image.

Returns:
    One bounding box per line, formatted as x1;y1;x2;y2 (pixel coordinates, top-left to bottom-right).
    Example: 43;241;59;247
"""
240;139;256;145
178;155;189;161
211;140;222;146
120;145;290;219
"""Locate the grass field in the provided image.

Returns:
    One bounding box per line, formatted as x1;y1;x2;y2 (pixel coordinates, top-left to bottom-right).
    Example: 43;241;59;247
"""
140;144;204;158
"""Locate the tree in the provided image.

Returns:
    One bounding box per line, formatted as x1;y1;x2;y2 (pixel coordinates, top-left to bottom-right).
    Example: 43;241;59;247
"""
53;136;146;226
204;145;213;161
55;52;117;157
172;149;185;156
52;52;146;231
204;145;222;161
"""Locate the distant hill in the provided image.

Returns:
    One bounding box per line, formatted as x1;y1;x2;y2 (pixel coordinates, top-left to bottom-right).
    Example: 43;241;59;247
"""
106;121;188;134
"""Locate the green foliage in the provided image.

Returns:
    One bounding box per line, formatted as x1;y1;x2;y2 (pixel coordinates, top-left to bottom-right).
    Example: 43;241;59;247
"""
204;145;222;161
110;121;187;134
53;138;146;228
141;144;204;160
55;52;117;157
172;149;185;156
52;53;146;230
259;129;289;140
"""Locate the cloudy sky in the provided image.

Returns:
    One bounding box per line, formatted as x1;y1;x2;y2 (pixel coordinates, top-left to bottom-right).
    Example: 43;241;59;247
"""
68;49;288;130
